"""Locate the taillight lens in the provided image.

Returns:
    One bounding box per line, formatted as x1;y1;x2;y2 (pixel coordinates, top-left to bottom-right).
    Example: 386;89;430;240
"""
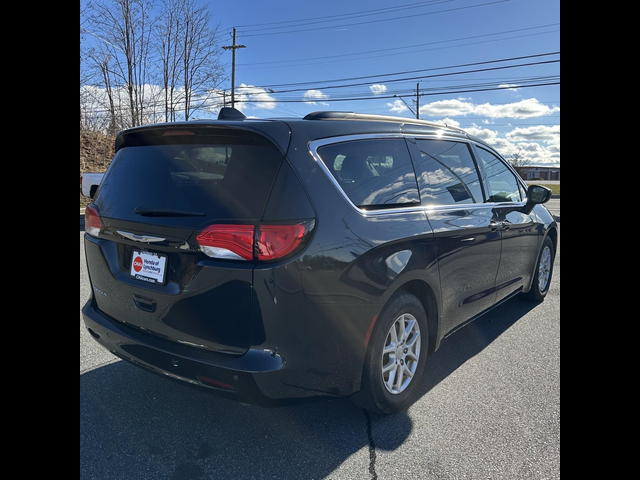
85;205;102;238
257;224;305;261
196;225;255;261
196;223;308;261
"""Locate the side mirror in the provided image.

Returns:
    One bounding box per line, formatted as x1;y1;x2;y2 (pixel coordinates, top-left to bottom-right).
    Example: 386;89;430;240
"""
521;184;552;214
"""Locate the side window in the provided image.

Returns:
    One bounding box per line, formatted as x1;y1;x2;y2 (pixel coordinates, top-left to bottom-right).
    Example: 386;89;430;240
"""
413;139;484;206
475;147;522;203
317;138;420;208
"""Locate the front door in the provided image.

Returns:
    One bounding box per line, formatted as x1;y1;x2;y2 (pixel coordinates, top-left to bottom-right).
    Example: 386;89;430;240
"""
473;146;540;303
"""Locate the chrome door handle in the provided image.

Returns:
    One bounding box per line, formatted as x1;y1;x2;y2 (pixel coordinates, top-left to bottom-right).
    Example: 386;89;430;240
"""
490;221;500;232
500;220;512;231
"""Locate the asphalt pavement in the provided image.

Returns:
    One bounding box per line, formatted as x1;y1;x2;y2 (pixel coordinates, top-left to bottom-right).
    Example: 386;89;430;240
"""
80;203;560;480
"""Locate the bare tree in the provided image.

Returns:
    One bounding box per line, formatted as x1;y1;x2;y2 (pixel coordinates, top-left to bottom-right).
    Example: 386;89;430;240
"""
509;151;532;177
180;0;224;120
86;0;155;128
156;0;183;122
81;0;226;131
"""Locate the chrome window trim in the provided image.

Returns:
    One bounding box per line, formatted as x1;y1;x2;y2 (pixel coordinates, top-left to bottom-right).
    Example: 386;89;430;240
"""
307;134;526;218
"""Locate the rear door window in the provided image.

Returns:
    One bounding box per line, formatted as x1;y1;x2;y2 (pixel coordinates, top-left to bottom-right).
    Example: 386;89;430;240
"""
316;138;420;209
95;137;283;227
413;139;484;206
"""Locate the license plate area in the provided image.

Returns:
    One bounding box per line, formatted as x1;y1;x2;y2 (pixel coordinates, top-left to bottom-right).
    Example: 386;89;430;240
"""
130;250;168;285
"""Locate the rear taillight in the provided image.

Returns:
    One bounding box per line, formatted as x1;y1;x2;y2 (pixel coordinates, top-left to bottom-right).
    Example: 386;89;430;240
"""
85;205;102;238
196;225;255;261
256;224;305;261
196;223;308;262
80;175;83;188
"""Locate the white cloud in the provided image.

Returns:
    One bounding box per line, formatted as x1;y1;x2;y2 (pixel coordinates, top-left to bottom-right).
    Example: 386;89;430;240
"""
418;99;476;117
80;84;227;125
303;89;329;105
460;124;560;166
464;124;499;143
506;125;560;144
385;99;408;113
498;84;519;91
417;98;559;119
236;84;277;110
369;84;388;95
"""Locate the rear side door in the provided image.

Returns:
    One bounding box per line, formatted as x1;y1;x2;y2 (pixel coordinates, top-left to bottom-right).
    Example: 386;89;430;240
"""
407;137;502;333
472;145;540;302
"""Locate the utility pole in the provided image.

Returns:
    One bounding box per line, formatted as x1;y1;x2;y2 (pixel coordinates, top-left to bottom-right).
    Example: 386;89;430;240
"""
393;82;421;120
222;28;246;109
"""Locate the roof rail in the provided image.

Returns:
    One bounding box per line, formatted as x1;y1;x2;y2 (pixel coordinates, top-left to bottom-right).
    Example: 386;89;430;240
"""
302;111;465;132
218;107;246;121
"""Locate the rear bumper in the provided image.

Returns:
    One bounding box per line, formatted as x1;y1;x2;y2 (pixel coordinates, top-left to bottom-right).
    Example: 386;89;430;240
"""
82;300;334;406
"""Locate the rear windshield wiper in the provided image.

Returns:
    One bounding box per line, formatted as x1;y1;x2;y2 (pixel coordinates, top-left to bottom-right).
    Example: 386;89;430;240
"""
134;207;205;217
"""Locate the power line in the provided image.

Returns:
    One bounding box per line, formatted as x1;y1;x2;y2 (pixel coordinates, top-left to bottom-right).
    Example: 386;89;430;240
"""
237;23;559;67
247;52;559;89
235;0;450;31
85;82;559;115
240;0;511;37
234;82;560;104
269;75;560;99
238;30;559;71
256;60;560;94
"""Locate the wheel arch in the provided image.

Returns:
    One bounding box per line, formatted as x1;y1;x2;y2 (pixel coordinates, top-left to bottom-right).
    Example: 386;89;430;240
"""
387;279;440;354
546;225;558;254
523;225;558;294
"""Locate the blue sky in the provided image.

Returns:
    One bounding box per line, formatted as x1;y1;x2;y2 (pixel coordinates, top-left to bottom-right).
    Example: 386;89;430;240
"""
213;0;560;166
82;0;560;166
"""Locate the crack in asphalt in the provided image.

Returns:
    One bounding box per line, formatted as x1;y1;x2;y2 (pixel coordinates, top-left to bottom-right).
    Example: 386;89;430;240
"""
363;409;378;480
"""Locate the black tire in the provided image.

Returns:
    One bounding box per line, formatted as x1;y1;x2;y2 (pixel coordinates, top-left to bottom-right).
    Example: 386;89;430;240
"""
523;236;555;302
352;292;429;414
89;185;98;199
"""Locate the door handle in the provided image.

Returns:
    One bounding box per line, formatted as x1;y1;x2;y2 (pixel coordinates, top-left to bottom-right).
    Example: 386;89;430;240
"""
490;220;511;232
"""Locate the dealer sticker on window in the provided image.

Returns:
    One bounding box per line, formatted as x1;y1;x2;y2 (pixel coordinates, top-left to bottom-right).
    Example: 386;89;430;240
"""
130;251;168;285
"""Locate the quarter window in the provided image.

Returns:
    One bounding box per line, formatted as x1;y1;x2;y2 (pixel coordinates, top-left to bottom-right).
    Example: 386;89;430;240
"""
317;139;420;209
475;147;522;203
413;139;484;206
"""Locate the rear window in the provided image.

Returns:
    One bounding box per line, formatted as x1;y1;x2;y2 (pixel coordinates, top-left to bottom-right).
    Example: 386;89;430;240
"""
95;137;283;226
316;138;420;209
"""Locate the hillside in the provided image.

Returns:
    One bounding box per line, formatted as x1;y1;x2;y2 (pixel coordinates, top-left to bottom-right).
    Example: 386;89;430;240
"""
80;131;115;208
80;131;115;174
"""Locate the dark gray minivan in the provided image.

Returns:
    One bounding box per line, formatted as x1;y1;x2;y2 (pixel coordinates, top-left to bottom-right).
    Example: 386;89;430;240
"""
82;109;557;413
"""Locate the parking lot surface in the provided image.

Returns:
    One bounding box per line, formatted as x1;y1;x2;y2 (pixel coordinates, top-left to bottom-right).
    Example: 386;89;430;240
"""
80;204;560;480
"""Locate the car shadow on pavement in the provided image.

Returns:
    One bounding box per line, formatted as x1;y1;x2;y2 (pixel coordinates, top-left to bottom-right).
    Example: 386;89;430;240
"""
80;298;537;480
